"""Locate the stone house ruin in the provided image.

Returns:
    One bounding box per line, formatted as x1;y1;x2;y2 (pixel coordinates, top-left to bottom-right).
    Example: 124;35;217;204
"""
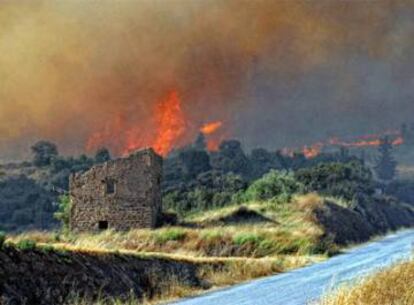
69;148;162;232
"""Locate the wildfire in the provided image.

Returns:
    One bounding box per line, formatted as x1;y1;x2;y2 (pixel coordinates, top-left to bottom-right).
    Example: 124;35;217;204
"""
86;89;188;157
289;131;405;159
86;89;227;157
303;143;323;159
199;120;224;151
151;90;187;156
392;136;404;146
200;121;223;135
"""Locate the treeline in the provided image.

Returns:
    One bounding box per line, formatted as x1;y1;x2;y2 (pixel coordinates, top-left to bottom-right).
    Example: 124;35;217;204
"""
162;134;362;214
0;142;111;231
0;134;395;231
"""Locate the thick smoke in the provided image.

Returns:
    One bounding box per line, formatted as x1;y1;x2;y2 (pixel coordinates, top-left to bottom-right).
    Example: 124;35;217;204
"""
0;0;413;160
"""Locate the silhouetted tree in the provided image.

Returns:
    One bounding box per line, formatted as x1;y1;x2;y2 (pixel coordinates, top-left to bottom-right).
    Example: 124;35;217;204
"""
375;137;397;182
193;133;207;151
95;148;111;163
210;140;251;177
249;148;282;180
178;148;211;180
31;141;58;167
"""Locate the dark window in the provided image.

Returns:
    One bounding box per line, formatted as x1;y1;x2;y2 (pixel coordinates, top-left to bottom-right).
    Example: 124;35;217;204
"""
98;221;108;230
106;179;116;194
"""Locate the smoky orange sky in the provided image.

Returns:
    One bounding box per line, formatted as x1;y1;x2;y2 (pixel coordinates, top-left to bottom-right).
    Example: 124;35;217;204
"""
0;0;413;160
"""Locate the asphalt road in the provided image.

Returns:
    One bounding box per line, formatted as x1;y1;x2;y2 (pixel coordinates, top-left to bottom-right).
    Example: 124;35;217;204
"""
170;229;414;305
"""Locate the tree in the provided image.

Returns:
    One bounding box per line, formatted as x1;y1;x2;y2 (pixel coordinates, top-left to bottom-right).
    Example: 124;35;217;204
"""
178;148;211;180
54;195;71;232
249;148;282;180
295;161;375;201
210;140;251;178
95;148;111;163
31;141;58;167
244;170;304;203
193;133;207;151
375;137;397;182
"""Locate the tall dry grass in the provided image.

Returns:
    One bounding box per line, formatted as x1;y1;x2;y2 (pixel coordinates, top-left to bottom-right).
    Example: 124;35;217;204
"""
7;194;333;258
4;194;337;305
320;260;414;305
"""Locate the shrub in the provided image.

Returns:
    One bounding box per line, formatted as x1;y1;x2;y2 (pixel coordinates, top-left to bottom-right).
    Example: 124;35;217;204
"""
54;194;71;231
244;170;304;203
40;244;55;254
15;239;37;250
163;172;247;215
295;161;375;201
155;229;186;243
233;233;264;246
201;231;223;242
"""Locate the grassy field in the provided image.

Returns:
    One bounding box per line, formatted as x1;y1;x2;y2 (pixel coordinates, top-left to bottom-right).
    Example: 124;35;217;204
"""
320;260;414;305
4;194;339;304
9;194;335;258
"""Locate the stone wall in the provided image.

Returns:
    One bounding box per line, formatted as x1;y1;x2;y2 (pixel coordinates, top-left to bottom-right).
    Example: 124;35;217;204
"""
70;148;162;232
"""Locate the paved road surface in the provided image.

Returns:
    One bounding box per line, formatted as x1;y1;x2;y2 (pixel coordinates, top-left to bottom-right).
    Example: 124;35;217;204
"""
170;229;414;305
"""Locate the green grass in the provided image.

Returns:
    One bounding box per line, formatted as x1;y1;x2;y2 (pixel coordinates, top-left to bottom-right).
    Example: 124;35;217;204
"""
15;239;37;250
7;194;334;258
232;232;265;246
155;228;187;243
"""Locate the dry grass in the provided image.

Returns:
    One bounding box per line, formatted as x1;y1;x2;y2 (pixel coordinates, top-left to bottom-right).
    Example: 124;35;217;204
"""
4;194;342;305
320;260;414;305
8;194;333;258
63;254;321;305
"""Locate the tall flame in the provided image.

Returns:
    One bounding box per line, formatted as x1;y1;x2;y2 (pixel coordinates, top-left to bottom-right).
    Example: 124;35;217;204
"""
86;89;188;157
151;90;187;156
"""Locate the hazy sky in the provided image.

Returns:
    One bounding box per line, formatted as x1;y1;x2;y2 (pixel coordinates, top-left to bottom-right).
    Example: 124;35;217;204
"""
0;0;413;160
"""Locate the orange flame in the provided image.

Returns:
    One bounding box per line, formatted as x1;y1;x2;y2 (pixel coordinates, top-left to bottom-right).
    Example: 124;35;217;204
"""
283;130;405;159
127;90;187;156
152;90;186;156
86;89;188;157
392;136;404;146
200;120;225;151
200;121;223;135
303;143;323;159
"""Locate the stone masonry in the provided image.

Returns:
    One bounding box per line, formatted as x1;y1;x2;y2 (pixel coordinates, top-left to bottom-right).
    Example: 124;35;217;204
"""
69;148;162;232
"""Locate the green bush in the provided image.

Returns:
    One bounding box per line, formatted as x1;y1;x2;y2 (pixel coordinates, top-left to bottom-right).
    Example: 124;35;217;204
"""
0;231;5;248
40;244;55;254
201;231;223;241
16;239;37;250
233;233;264;246
243;170;304;203
295;161;374;201
54;194;71;231
155;229;187;243
163;172;247;215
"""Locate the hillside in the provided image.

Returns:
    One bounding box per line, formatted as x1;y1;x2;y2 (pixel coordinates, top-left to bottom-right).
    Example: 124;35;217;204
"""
3;192;414;304
0;244;204;305
2;143;414;303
